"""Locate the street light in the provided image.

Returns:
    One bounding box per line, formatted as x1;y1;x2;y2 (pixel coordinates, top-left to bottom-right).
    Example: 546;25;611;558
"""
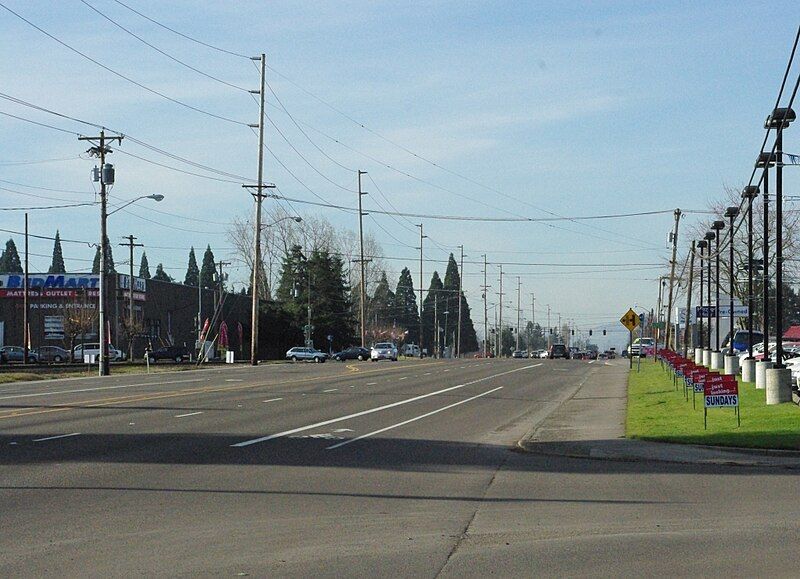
710;220;725;370
764;106;795;402
107;194;164;216
703;231;715;367
696;239;708;365
261;215;302;229
741;186;759;382
724;206;739;375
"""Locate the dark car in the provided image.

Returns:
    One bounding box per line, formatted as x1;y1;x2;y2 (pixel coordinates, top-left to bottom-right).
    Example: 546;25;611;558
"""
332;347;370;361
548;344;570;359
0;346;38;363
34;346;70;363
147;345;191;363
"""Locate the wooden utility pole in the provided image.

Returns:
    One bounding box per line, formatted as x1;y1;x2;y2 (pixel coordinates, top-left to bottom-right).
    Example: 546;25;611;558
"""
456;244;464;358
358;170;368;347
498;265;504;356
417;224;425;354
23;213;29;364
481;254;489;357
79;129;123;376
120;235;143;361
665;208;682;349
516;277;521;351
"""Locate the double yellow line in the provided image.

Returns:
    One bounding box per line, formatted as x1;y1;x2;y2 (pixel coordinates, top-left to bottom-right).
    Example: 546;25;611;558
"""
0;359;447;422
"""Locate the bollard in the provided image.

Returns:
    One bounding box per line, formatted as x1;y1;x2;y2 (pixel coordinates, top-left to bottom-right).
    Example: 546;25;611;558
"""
723;355;739;376
765;367;792;404
710;351;725;370
741;358;756;383
755;360;772;390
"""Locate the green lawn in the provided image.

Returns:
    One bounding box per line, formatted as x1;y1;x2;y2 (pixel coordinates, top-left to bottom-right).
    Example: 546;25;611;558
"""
627;361;800;450
0;363;202;384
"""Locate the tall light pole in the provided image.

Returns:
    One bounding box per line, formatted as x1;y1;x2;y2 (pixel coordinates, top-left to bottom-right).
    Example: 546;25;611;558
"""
516;276;521;351
481;254;489;357
741;186;759;382
357;170;368;347
765;106;795;403
696;239;707;364
723;206;739;375
665;208;681;350
703;231;715;366
416;224;426;354
710;220;725;370
456;244;464;358
755;152;775;378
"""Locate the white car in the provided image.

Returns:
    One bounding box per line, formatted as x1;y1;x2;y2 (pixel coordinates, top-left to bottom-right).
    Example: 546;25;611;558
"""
539;350;549;359
73;343;124;362
371;342;398;361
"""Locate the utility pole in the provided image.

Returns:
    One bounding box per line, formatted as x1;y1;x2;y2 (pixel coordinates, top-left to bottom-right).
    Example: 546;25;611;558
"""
358;170;368;347
498;265;504;357
79;129;123;376
531;293;535;354
23;213;29;364
683;241;696;358
516;277;521;351
120;235;143;362
665;208;682;349
243;53;271;366
216;260;231;313
457;244;464;358
416;224;426;354
434;293;439;358
481;254;489;357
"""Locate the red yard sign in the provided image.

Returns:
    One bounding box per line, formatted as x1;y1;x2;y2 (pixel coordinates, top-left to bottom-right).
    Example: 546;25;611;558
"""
703;374;740;428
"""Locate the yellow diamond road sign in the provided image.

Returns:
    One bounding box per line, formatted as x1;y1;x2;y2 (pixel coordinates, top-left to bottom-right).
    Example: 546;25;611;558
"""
620;308;640;332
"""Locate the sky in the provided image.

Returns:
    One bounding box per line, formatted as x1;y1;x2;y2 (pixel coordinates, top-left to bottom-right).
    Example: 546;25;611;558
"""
1;1;799;351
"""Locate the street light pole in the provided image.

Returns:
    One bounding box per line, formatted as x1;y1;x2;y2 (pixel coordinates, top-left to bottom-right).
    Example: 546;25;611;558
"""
741;186;759;382
457;244;464;358
704;231;715;366
764;106;796;403
696;239;707;364
358;170;368;348
711;220;726;370
724;206;740;375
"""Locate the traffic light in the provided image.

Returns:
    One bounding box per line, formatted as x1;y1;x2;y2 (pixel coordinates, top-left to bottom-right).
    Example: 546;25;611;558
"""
571;329;574;335
603;330;607;336
549;328;553;334
589;330;593;336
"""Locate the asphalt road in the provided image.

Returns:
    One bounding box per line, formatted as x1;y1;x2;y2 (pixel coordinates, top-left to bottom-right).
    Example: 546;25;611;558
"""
1;358;798;577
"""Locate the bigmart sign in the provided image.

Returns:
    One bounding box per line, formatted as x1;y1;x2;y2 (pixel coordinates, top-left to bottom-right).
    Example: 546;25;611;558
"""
0;274;100;298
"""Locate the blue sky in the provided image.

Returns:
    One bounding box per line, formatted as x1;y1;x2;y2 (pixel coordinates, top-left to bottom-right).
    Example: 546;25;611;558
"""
1;1;798;349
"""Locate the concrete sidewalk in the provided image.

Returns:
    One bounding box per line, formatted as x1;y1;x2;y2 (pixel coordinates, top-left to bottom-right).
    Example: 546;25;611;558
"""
519;359;800;469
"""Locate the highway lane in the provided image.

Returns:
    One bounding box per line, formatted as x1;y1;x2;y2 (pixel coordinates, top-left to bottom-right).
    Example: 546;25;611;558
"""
3;358;797;576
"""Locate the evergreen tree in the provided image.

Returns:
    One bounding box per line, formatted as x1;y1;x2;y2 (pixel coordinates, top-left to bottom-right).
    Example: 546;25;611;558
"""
0;238;23;273
184;246;200;286
48;231;66;274
153;263;173;282
394;267;420;344
421;271;444;355
442;253;478;354
199;245;216;289
139;252;151;279
371;271;396;328
91;237;116;274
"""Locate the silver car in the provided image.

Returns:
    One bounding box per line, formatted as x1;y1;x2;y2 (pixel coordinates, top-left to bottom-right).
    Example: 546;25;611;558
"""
285;347;327;363
371;342;398;361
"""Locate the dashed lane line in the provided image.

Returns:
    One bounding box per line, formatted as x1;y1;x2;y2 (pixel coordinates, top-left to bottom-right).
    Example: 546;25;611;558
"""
174;411;204;418
33;433;80;442
262;398;283;403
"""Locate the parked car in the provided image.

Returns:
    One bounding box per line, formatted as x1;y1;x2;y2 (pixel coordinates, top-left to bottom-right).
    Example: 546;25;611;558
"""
587;350;598;360
723;329;765;355
0;346;38;363
629;338;655;357
285;347;327;363
548;344;570;359
401;343;424;358
72;343;124;362
371;342;398;361
147;345;191;363
332;346;370;361
539;350;549;359
34;346;70;363
512;350;527;359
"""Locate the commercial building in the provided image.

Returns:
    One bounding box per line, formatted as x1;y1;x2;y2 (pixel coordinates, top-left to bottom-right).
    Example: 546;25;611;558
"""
0;272;251;360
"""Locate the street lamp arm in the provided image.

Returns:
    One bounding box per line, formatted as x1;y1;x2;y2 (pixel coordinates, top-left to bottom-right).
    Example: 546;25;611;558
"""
107;194;164;216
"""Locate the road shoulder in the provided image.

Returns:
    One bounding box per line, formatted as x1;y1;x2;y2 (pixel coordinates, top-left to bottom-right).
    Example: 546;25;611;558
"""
518;359;800;469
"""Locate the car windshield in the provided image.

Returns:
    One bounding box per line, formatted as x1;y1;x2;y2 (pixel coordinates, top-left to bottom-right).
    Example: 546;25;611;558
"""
375;343;393;349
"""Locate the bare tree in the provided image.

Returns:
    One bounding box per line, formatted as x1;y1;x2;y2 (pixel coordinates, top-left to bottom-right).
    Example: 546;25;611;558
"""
62;300;97;355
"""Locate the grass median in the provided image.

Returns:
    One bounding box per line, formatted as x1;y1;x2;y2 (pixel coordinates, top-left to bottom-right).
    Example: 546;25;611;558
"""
626;360;800;450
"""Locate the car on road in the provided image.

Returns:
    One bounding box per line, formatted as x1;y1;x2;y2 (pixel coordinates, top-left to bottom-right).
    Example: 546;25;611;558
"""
285;347;328;363
511;350;527;359
371;342;398;361
548;344;570;359
0;346;38;363
72;343;124;362
629;337;655;357
538;350;549;359
401;343;424;358
147;345;191;363
332;346;370;361
34;346;70;363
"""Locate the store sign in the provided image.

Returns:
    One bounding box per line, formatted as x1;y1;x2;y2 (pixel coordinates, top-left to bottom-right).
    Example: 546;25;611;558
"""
0;274;100;298
118;274;146;293
44;315;64;340
695;305;748;318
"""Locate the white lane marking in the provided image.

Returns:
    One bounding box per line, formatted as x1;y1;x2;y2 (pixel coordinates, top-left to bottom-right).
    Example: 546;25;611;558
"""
231;363;541;447
332;428;354;433
424;372;432;376
262;398;283;403
366;382;377;386
460;366;466;369
323;388;339;392
33;432;80;442
174;411;203;418
443;369;450;372
588;360;595;365
0;378;205;401
226;379;243;382
399;377;408;381
327;387;503;450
